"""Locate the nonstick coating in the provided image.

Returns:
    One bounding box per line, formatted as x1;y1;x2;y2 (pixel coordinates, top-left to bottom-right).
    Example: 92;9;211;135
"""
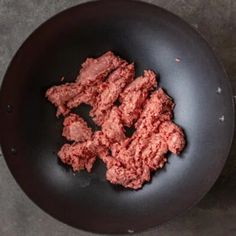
0;0;234;234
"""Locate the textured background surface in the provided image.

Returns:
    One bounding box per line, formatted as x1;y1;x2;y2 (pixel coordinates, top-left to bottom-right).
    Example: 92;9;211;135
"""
0;0;235;235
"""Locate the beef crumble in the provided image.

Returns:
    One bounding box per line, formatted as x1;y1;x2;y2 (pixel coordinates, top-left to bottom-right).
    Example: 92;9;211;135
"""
46;51;186;190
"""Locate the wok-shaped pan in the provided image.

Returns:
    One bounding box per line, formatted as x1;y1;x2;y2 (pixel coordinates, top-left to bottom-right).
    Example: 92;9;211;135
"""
0;0;234;234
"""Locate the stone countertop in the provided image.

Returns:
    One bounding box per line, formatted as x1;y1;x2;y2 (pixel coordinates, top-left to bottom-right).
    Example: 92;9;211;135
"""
0;0;235;235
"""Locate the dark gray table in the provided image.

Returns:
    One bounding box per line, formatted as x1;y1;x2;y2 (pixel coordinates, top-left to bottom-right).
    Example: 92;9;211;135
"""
0;1;235;235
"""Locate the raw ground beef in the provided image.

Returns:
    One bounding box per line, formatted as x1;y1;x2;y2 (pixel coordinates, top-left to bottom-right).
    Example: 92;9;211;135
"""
62;113;92;142
58;141;96;172
119;70;157;127
159;121;185;154
135;88;174;134
101;107;126;143
66;85;98;109
46;51;123;116
76;51;124;85
46;82;82;116
46;51;186;190
90;63;135;125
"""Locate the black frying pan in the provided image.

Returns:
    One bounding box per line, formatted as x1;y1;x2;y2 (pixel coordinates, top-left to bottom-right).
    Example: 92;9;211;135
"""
0;0;235;234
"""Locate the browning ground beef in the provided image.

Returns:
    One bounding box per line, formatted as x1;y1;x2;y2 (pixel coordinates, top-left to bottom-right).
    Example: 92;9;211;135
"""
46;51;186;190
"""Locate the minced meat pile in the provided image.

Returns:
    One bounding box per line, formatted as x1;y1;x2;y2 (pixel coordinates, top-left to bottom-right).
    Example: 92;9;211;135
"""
46;51;185;189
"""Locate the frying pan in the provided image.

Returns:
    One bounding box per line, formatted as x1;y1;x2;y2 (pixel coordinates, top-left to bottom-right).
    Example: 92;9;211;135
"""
0;0;235;234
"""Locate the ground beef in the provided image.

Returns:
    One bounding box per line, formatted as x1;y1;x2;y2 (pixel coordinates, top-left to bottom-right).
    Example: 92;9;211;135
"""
62;113;92;142
101;107;126;143
135;88;174;134
119;70;157;127
58;141;96;172
90;63;134;125
159;121;185;154
66;85;98;109
76;51;124;85
106;164;151;190
141;133;168;170
46;51;186;190
46;51;124;116
93;131;111;149
101;133;168;189
46;83;82;116
103;128;168;189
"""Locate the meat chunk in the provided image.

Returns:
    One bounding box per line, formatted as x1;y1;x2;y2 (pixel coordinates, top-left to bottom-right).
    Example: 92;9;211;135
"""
91;108;126;165
93;131;110;148
62;113;92;142
104;133;168;189
113;88;173;165
119;70;157;126
67;52;126;110
47;51;186;190
66;85;98;109
76;51;124;85
101;107;126;143
141;133;168;170
90;63;135;125
102;89;175;189
159;121;185;154
135;88;174;133
91;131;114;165
46;83;82;116
46;82;99;116
106;164;151;190
99;137;152;190
58;141;96;172
46;52;125;115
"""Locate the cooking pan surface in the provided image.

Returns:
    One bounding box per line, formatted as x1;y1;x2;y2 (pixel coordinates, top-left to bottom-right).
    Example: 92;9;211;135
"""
0;0;234;234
